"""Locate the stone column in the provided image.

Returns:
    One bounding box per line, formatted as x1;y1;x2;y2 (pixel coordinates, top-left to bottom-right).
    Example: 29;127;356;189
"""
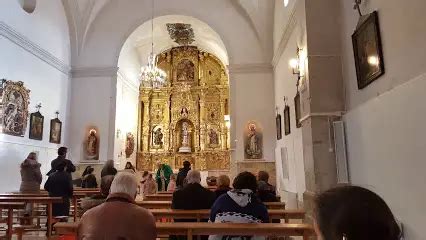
301;0;345;218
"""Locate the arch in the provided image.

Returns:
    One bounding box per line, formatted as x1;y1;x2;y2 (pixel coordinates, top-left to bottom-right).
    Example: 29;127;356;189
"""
73;0;266;67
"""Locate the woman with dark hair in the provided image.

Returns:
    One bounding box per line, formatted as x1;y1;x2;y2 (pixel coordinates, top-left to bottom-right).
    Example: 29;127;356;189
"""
81;166;98;188
209;172;269;240
314;185;401;240
124;161;136;173
101;160;117;178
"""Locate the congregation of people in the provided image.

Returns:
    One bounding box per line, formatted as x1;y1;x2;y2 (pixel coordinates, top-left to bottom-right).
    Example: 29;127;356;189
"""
17;146;402;240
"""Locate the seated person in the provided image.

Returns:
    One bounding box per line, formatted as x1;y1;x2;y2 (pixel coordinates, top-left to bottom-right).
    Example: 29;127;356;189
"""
44;161;73;219
257;171;276;192
81;166;98;188
172;170;216;211
78;172;156;240
314;185;401;240
80;175;114;214
257;180;279;202
209;172;269;240
214;175;231;200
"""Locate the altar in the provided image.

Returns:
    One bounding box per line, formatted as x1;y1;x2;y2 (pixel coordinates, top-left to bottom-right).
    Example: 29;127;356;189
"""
136;46;230;171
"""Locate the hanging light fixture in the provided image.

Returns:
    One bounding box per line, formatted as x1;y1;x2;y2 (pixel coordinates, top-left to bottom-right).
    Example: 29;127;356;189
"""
139;0;167;89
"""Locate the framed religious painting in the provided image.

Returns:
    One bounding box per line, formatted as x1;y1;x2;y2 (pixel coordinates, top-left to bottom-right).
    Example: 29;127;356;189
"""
49;118;62;144
294;93;302;128
276;114;282;140
284;105;291;136
352;11;385;89
29;111;44;140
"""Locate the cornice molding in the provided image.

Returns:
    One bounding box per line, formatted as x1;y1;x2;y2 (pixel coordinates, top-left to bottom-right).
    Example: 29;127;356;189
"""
272;6;298;68
0;21;71;75
227;63;273;74
71;66;119;78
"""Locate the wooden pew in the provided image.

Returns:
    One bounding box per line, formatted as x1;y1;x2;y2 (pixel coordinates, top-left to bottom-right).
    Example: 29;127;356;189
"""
137;201;286;210
0;202;25;240
149;209;305;223
54;222;315;240
144;194;172;201
0;196;62;237
2;192;88;221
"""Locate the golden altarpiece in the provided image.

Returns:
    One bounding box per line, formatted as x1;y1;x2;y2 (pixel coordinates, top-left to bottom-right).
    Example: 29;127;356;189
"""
137;46;230;171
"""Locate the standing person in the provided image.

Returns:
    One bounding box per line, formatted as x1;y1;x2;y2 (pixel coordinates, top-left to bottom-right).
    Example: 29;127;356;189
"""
167;174;177;192
44;162;73;219
143;173;157;196
81;166;98;188
20;152;42;215
314;185;401;240
78;172;157;240
101;160;117;178
124;161;136;173
214;175;231;200
176;160;191;189
47;147;75;175
155;162;173;191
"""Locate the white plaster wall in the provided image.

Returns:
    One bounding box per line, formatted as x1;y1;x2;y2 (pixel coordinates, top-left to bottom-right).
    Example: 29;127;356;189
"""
69;76;116;163
344;73;426;240
341;1;426;239
273;0;297;52
0;1;70;65
230;72;275;163
273;30;306;206
0;1;70;192
114;74;138;170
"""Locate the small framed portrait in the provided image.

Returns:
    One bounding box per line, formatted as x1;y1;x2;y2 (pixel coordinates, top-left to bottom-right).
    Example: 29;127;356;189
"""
352;11;385;89
284;105;291;136
29;111;44;140
276;114;282;140
294;93;302;128
49;118;62;144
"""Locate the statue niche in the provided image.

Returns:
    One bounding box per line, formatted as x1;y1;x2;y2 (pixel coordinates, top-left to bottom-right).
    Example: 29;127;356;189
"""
152;126;164;149
176;120;193;153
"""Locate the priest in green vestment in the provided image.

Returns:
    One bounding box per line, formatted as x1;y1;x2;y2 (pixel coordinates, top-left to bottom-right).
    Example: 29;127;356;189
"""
155;163;173;191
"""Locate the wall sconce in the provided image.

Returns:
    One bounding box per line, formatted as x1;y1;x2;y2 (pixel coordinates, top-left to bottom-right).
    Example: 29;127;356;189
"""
289;47;305;82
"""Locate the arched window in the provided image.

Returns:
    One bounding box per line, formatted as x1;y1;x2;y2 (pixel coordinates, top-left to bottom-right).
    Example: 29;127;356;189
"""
284;0;289;7
18;0;37;14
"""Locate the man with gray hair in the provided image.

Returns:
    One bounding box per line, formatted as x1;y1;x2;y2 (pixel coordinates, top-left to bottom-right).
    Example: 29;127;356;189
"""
78;172;156;240
172;169;215;210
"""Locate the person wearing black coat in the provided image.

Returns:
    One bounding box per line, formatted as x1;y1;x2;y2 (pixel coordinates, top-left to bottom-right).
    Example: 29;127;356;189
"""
44;161;73;217
101;160;118;178
176;160;191;189
47;147;76;175
81;166;98;188
171;170;215;240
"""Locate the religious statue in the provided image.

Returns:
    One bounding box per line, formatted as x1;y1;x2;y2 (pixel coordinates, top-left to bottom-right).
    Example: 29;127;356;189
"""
153;127;164;146
180;107;189;118
176;59;195;82
86;129;98;160
208;129;219;145
178;121;191;153
125;133;135;158
244;123;263;159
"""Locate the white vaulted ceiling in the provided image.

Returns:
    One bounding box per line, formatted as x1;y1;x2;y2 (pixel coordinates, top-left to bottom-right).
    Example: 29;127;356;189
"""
118;15;229;86
62;0;274;64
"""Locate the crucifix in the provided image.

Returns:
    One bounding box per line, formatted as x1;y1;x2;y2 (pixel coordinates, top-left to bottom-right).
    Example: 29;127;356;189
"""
55;111;60;119
353;0;362;17
35;103;42;112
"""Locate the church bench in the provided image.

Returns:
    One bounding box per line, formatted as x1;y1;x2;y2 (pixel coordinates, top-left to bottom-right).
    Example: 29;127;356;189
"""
144;194;172;201
0;202;25;240
54;222;315;240
137;201;286;210
0;197;62;237
3;192;88;221
149;209;305;223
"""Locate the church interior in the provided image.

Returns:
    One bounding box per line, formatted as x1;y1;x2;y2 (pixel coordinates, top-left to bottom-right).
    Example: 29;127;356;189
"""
0;0;425;239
